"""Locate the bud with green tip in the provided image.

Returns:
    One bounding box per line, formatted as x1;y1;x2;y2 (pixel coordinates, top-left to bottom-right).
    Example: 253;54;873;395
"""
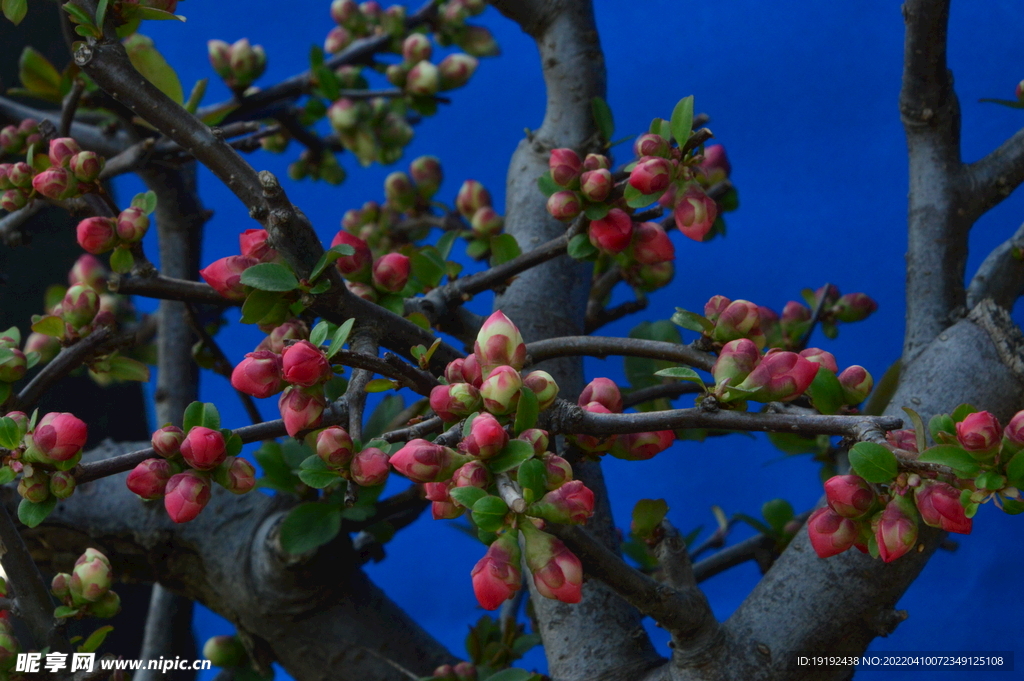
479;366;522;415
521;524;583;604
402;33;432;64
549;148;582;188
214;457;256;494
384;171;417;212
824;475;875;519
50;470;77;499
798;347;838;373
838;365;873;404
70;549;113;603
712;300;762;345
203;635;247;668
207;40;232;78
735;350;819;402
546;190;582;221
86;590;121;618
457;25;500;57
18;468;50;503
350;447;389;486
474;310;526;374
438;53;477;90
914;481;972;534
0;347;26;383
328;98;365;131
523;370;559;410
579;168;612;202
470;206;503;237
389;439;468;483
316;426;355;470
7;162;32;189
0;189;27;212
460;412;508;459
832;292;877;323
410;155;442;197
528;480;594;524
228;39;266;89
430;383;481;422
69;151;104;182
48;137;81;168
32;167;73;200
541;452;572;489
406;61;440;96
456;180;491;219
61;284;100;329
673;183;717;242
324;26;352;54
634;133;670;158
51;572;71;600
116;207;149;242
518;429;550;456
873;494;919;563
806;507;858;558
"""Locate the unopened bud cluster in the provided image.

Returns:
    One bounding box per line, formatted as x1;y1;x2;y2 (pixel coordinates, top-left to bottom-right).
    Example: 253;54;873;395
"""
759;285;878;349
50;548;121;619
432;661;478;681
200;228;281;301
208;38;266;90
569;377;676;460
1;133;106;212
314;425;391;486
3;410;88;507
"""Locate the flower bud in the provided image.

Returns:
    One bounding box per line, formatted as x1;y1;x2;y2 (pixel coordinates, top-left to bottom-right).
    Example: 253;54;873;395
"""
5;411;27;439
518;428;549;456
634;133;670;159
69;151;104;182
61;284;99;328
915;482;972;534
181;426;227;471
0;127;19;154
885;429;919;455
474;311;527;375
824;475;875;519
0;188;27;212
457;25;500;57
470;531;521;610
256;320;308;355
521;525;582;604
86;589;120;619
438;53;478;90
351;447;390;486
316;426;355;470
470;206;503;237
402;33;432;64
956;411;1001;455
200;255;258;301
228;39;266;88
712;300;762;345
33;412;88;462
433;500;462;519
456;180;491;219
673;183;717;242
127;458;173;500
239;228;277;262
540;452;572;489
698;144;731;184
460;353;484;388
549;148;582;188
389;439;466;482
806;507;858;558
546;190;582;221
372;253;411;293
588;208;634;254
32;167;73;200
529;480;594;524
203;636;247;668
736;350;819;402
406;60;440;96
214;456;256;494
48;137;81;167
324;26;352;54
231;351;284;398
628;156;672;195
0;347;26;383
452;460;491;490
873;495;919;563
25;332;59;363
713;338;760;387
52;572;71;600
838;365;873;404
282;340;331;387
796;347;838;374
70;549;112;602
410;155;443;197
430;383;481;422
328;98;365;130
208;40;232;77
278;386;326;436
346;281;377;301
17;468;49;503
76;217;118;255
578;377;622;412
330;231;373;281
424;480;451;502
630;221;675;265
50;470;77;499
608;430;674;461
578;168;612;203
330;0;358;25
151;425;185;458
164;471;212;523
7;162;33;189
384;171;417;212
523;370;559;410
1005;410;1024;446
832;293;878;323
461;412;508;459
69;253;107;290
479;366;523;415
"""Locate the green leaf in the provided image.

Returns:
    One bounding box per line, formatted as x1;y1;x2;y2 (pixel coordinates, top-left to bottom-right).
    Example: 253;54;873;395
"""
583;202;610;220
365;378;396;393
848;441;898;483
761;498;794;532
255;443;301;494
364;394;405;439
436;230;459;259
670;308;714;334
449;486;487;508
130;191;158;215
928;413;956;444
513;386;539;435
487;440;535;473
109;247;134;274
1006;450;1024;489
623;182;664;208
567;233;598;261
182;401;220;432
805;368;844;415
625;320;682;390
411;247;447;289
0;417;22;449
279;503;343;555
240;289;284;325
0;466;15;485
123;34;184;104
105;355;151;382
225;432;243;457
54;605;80;619
951;404;979;422
184;78;207;114
670;95;694;147
18;496;57;528
3;0;27;24
536;171;560;198
590;96;614;142
631;498;668;539
975;471;1005;492
489;234;521;266
79;625;114;653
94;0;109;28
240;263;300;292
31;314;64;338
18;47;61;99
63;2;95;28
517;458;546;505
902;407;928;454
917;444;981;478
298;455;341;489
327;318;356;358
309;244;354;283
471;495;509;532
309;320;330;348
653;366;705;388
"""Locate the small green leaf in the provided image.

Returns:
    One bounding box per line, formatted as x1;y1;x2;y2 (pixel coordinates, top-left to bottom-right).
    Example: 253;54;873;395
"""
240;263;300;292
806;368;844;415
591;96;614;142
631;498;669;539
670;95;694;147
1006;451;1024;489
3;0;27;24
63;2;95;27
105;355;151;382
536;171;560;198
583;202;610;220
928;413;956;444
240;289;285;325
974;471;1005;492
0;466;16;485
130;190;158;215
109;247;134;274
653;366;705;387
761;498;794;533
298;455;341;489
471;495;509;532
489;234;521;267
309;244;355;283
449;486;487;508
124;33;184;104
485;670;540;681
513;386;539;435
0;417;23;449
411;247;447;289
917;444;981;478
54;605;80;619
848;441;898;483
30;314;62;338
79;625;114;653
183;401;220;432
365;378;397;393
436;230;459;260
670;308;714;334
951;404;979;422
517;458;546;505
567;233;598;261
901;407;928;454
18;496;57;528
184;78;207;114
225;432;243;457
17;46;61;99
623;182;664;208
279;503;343;555
309;320;330;348
327;318;355;358
487;440;534;473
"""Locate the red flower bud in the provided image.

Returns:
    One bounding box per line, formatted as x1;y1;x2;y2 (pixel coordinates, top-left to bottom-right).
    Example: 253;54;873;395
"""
151;425;185;458
588;208;633;254
180;426;227;471
673;184;717;242
806;507;858;558
915;482;972;534
200;255;258;301
578;377;622;412
470;531;522;610
32;167;73;200
838;365;873;404
351;447;390;486
282;340;331;387
7;162;33;189
518;428;550;456
76;217;118;255
278;386;326;437
33;412;87;462
885;428;919;455
713;338;760;387
127;458;173;500
522;525;582;604
456;180;491;219
549;148;582;187
546;190;582;221
583;153;610;171
955;411;1002;454
541;452;572;489
633;133;670;159
239;228;278;263
628;156;672;195
48;137;81;167
713;299;762;344
316;426;355;470
430;383;481;422
438;53;478;90
479;365;523;415
256;320;308;355
389;439;466;482
736;350;819;402
462;353;483;387
231;351;284;398
324;26;352;54
522;370;559;410
608;430;674;461
69;254;106;290
0;189;25;213
824;475;875;519
873;495;919;563
630;221;675;265
330;231;373;281
1005;410;1024;446
164;471;212;523
410;155;443;197
372;253;411;293
452;460;492;490
832;293;877;323
401;33;432;64
69;151;104;182
572;402;616;453
461;412;508;459
214;456;256;494
470;206;503;237
579;168;612;203
474;310;527;375
529;479;594;524
798;348;838;374
698;144;731;184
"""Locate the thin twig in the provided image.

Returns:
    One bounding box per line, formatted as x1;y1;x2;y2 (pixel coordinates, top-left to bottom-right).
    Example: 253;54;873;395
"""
0;201;44;247
13;326;127;410
345;331;379;445
796;282;832;351
59;79;87;137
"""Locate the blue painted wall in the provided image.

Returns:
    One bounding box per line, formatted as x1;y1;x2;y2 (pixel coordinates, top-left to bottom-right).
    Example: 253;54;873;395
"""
119;1;1024;678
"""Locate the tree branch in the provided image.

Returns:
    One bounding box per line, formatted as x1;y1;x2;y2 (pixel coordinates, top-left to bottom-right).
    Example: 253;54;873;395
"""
963;127;1024;222
966;221;1024;310
110;274;232;306
526;336;716;372
0;502;64;652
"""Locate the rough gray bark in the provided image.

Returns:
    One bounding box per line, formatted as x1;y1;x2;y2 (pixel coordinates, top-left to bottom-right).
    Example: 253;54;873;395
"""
966;222;1024;310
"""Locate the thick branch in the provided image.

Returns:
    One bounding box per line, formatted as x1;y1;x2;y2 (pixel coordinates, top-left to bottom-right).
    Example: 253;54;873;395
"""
0;503;62;651
964;127;1024;221
526;336;716;372
966;221;1024;309
110;274;231;306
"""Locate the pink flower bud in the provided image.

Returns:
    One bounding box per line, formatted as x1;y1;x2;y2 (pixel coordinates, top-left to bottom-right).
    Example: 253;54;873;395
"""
372;253;411;293
456;180;491;219
609;430;674;461
330;0;358;25
33;412;88;462
519;428;550;456
838;365;873;404
214;456;256;494
579;168;612;203
76;217;118;255
529;480;594;524
541;452;572;489
955;411;1001;454
48;137;81;167
256;320;308;355
698;144;731;184
384;171;417;212
798;348;838;374
885;429;919;455
51;572;71;600
316;426;355;470
7;162;33;189
231;351;284;398
239;228;278;262
549;148;582;187
737;350;819;402
713;299;762;344
461;412;508;459
324;26;352;54
0;347;26;383
578;377;622;412
479;365;523;415
522;525;583;604
70;548;112;602
824;475;875;519
0;189;24;213
579;155;607;173
351;447;390;486
69;151;104;182
806;507;858;558
572;402;615;453
703;295;731;324
228;38;266;88
588;208;634;254
462;353;483;387
69;254;107;290
207;40;232;77
50;470;77;499
452;460;491;490
474;311;527;376
406;60;440;96
522;370;559;410
873;495;919;563
5;411;28;439
915;482;971;534
151;425;185;458
25;332;59;364
282;340;331;387
713;338;760;387
432;494;463;518
0;127;19;154
471;206;504;237
546;190;582;221
328;98;365;130
832;293;877;323
402;33;432;64
634;133;670;158
1005;410;1024;446
430;383;481;422
410;155;443;197
330;231;373;281
278;386;326;437
471;531;522;610
127;458;172;500
200;255;258;301
61;284;99;328
164;471;212;523
32;167;72;200
628;156;672;195
424;480;451;502
438;53;478;90
630;221;675;265
389;439;466;482
18;468;49;503
673;184;717;242
180;426;227;471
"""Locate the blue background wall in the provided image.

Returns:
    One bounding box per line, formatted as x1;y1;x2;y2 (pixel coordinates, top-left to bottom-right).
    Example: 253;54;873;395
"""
115;1;1024;678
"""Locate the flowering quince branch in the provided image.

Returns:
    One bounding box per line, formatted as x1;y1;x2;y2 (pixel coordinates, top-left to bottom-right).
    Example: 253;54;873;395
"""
525;335;716;372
